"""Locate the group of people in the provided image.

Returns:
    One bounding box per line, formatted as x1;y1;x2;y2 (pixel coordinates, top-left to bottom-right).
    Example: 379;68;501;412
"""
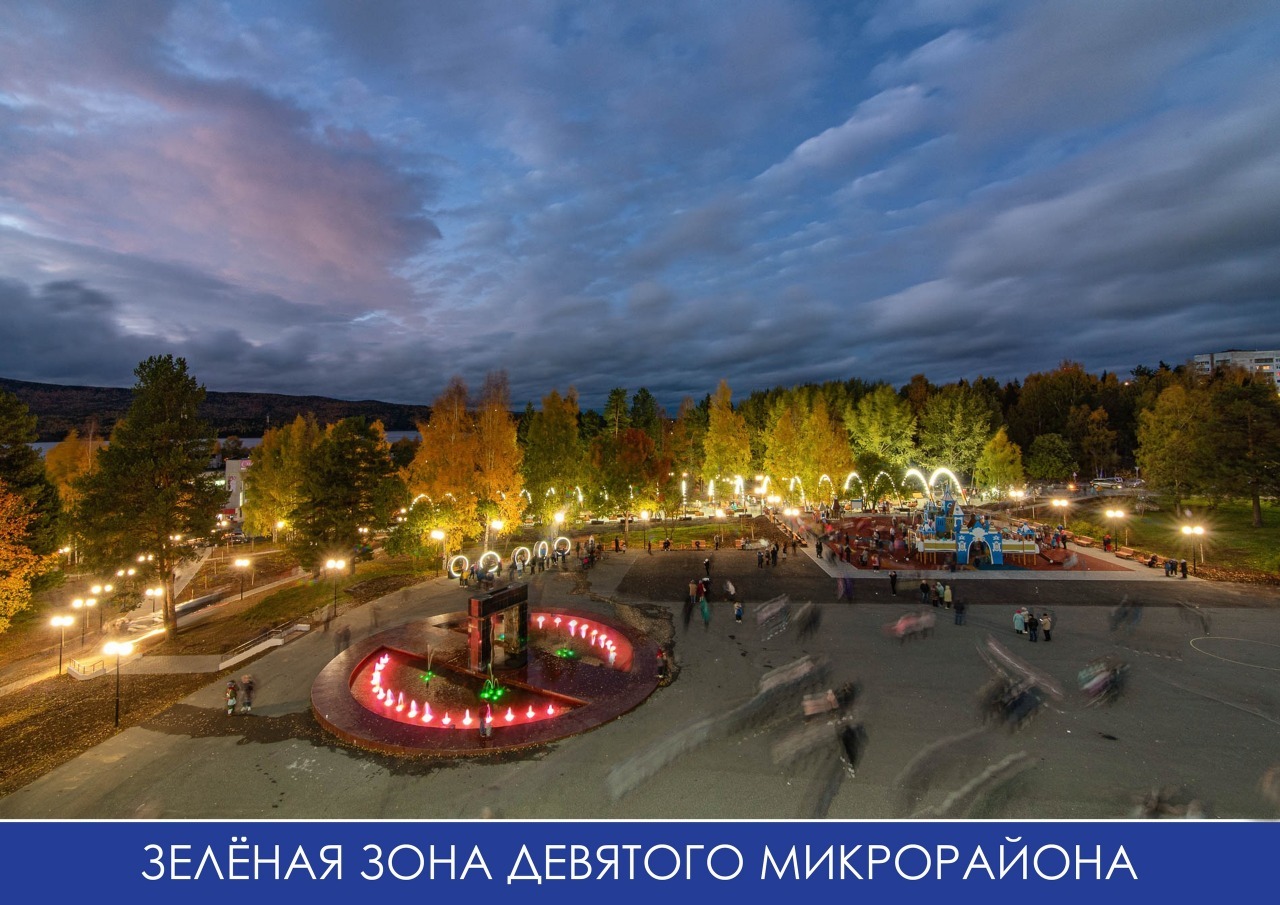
1012;607;1053;641
755;543;782;567
224;675;255;715
684;576;743;629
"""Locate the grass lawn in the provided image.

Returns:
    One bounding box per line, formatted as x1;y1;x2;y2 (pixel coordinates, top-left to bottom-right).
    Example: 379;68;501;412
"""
1068;498;1280;575
152;558;430;654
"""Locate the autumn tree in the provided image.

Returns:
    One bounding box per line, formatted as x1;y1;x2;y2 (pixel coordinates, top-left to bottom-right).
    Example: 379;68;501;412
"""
405;378;481;541
763;396;805;499
242;414;323;540
0;481;58;633
474;372;525;532
916;385;994;479
75;356;225;640
800;395;853;504
845;384;918;474
43;429;105;507
1136;384;1209;512
973;427;1025;497
702;380;751;496
0;390;61;559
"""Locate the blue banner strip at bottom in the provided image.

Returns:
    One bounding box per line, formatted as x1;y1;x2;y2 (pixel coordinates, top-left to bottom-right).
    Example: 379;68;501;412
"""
0;820;1274;904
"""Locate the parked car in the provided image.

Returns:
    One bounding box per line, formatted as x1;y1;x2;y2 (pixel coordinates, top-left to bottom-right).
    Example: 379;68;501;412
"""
1092;478;1124;489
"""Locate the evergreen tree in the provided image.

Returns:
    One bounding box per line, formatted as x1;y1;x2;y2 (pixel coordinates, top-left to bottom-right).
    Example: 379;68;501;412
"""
75;356;224;639
289;418;394;570
521;388;583;521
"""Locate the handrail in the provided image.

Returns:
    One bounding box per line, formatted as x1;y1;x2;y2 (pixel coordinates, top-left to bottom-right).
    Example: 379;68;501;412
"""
69;657;105;675
223;618;305;659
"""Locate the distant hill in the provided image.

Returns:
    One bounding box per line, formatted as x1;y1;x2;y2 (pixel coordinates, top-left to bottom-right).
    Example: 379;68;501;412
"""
0;377;432;442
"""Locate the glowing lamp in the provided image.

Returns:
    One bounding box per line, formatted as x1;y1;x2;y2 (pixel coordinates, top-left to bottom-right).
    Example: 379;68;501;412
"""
408;701;418;719
554;617;562;629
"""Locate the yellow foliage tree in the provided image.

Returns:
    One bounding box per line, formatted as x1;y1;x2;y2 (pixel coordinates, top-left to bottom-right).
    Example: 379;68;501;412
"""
0;480;58;633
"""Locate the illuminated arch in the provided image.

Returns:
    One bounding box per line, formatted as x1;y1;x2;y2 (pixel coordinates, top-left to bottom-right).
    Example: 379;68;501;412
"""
842;471;865;495
869;470;900;502
478;551;501;572
817;474;834;498
929;467;966;500
534;540;550;559
903;468;931;501
512;546;532;565
447;554;470;578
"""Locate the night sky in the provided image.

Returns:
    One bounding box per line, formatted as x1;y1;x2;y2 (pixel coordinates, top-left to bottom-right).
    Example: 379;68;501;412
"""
2;1;1278;411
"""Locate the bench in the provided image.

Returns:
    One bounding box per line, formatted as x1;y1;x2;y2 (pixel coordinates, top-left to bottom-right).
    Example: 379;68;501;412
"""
1072;536;1096;547
1115;546;1137;560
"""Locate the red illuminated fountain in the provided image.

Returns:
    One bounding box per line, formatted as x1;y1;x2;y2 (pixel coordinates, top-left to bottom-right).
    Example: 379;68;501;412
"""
311;585;660;755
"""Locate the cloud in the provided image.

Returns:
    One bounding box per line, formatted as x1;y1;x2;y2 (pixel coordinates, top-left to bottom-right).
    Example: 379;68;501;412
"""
756;86;934;188
2;1;1280;414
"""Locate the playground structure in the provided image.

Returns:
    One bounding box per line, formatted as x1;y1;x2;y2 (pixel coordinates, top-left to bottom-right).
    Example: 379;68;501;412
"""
912;488;1037;567
311;584;660;755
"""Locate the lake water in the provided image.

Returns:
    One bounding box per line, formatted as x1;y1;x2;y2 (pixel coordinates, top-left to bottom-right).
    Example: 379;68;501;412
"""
32;430;420;456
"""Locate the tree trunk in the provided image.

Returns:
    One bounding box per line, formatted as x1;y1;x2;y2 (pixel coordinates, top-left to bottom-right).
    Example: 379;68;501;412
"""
164;573;177;641
1253;490;1263;528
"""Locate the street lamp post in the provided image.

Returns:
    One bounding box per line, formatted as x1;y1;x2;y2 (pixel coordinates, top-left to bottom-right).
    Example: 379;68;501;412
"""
484;518;504;552
51;615;74;674
1105;509;1127;551
234;557;251;600
90;584;112;630
1181;525;1205;575
430;530;446;577
103;640;134;727
145;586;164;613
71;596;96;645
325;558;346;620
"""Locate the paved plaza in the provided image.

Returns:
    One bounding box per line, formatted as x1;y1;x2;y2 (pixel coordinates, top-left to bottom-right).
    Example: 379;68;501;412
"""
1;544;1278;820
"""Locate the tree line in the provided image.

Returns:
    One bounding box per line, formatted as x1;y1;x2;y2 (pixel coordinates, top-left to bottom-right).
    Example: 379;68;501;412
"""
0;354;1277;638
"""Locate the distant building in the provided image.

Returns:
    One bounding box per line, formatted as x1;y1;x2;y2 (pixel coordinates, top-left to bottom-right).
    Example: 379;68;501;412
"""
1194;350;1280;390
225;457;252;519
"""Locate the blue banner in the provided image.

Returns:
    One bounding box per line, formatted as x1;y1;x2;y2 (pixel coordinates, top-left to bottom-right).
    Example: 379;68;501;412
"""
0;820;1273;903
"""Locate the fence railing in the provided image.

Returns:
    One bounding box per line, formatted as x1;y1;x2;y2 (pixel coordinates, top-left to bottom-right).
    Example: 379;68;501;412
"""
68;657;105;678
223;619;307;661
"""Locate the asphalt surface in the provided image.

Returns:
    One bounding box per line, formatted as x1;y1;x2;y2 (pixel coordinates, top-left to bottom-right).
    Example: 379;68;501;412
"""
1;547;1278;820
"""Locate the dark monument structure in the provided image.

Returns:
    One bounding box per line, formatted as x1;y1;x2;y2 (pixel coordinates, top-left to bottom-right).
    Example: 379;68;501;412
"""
469;584;529;671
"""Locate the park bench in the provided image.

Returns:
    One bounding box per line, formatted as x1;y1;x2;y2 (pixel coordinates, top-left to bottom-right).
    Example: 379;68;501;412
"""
1115;546;1137;560
1073;536;1096;547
